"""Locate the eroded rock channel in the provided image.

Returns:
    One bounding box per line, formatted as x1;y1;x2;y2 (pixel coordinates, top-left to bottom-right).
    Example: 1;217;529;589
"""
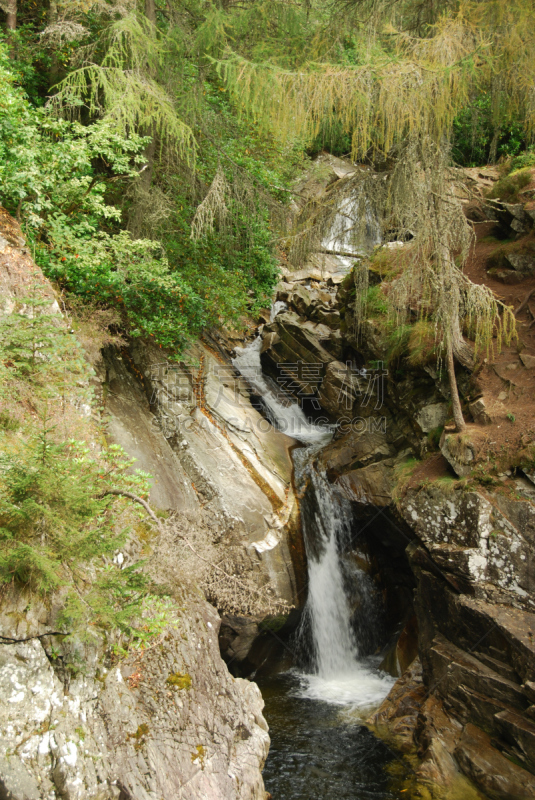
2;154;535;800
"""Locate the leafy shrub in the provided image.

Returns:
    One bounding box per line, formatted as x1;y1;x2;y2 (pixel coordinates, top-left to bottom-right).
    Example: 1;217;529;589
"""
510;147;535;172
0;300;173;643
0;42;279;352
452;95;526;167
0;425;169;639
0;299;86;395
0;430;141;588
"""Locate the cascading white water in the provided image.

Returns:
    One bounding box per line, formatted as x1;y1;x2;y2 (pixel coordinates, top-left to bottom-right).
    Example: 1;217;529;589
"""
297;451;358;673
321;188;382;274
293;447;394;710
233;303;393;712
232;304;332;446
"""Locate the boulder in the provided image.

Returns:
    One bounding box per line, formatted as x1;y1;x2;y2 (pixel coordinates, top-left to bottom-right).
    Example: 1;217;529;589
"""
494;709;535;772
327;272;347;286
520;353;535;369
495;362;525;387
428;636;527;711
380;615;419;677
317;360;360;416
280;266;324;283
337;461;393;506
287;283;315;316
469;395;510;423
275;281;293;302
505;253;535;275
487;266;526;284
311;307;341;329
260;312;334;394
486;200;533;237
440;431;477;477
454;723;535;800
367;659;425;751
0;596;270;800
415;402;448;433
413;696;467;792
219;615;262;663
319;428;393;478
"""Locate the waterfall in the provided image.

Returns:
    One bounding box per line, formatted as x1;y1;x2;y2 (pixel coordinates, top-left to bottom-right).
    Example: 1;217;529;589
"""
294;447;358;673
232;304;332;446
233;303;394;711
293;447;394;709
321;188;382;274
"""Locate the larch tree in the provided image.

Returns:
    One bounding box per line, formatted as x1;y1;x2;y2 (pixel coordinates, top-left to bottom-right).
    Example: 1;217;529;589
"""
214;3;530;430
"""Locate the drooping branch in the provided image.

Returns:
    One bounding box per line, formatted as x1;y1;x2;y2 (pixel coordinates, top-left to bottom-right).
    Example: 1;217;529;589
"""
99;489;164;533
190;165;229;240
515;288;535;317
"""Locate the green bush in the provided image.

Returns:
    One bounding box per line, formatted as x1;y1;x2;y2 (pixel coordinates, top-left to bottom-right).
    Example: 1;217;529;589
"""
0;298;173;643
0;42;280;352
452;95;526;166
0;425;169;639
510;147;535;172
365;285;389;318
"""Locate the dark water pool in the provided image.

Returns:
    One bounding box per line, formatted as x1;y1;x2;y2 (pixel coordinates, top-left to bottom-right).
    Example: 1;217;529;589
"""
258;672;408;800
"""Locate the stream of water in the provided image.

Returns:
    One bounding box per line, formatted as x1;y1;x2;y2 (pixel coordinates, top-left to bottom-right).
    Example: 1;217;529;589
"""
233;305;401;798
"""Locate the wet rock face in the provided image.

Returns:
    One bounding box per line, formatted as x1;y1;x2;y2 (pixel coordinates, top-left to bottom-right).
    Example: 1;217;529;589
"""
455;724;535;800
391;475;535;794
403;484;535;606
0;592;269;800
0;209;272;800
101;341;300;608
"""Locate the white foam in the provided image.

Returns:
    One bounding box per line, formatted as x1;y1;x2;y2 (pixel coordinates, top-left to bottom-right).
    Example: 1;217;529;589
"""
232;306;332;446
295;667;394;711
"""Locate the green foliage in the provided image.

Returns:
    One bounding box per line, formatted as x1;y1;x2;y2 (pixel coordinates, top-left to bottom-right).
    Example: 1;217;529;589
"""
0;27;284;350
0;425;138;588
364;285;388;318
36;231;204;350
385;323;411;364
0;299;86;396
0;45;148;228
51;14;195;159
510;147;535;172
452;95;526;167
487;168;532;202
0;296;177;642
0;417;173;640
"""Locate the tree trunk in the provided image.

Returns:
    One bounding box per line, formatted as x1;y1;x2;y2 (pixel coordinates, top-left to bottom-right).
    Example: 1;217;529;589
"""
145;0;156;25
451;311;475;369
6;0;16;30
446;337;466;432
141;0;157;190
48;1;59;88
489;126;501;165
